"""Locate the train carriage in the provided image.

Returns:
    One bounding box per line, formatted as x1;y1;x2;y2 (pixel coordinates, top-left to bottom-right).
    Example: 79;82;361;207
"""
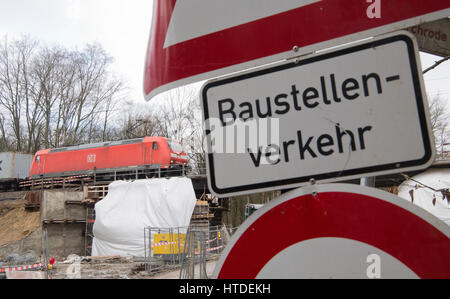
29;137;188;179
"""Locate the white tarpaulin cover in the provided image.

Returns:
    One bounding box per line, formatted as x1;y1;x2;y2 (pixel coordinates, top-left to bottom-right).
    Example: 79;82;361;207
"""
398;168;450;226
92;177;197;257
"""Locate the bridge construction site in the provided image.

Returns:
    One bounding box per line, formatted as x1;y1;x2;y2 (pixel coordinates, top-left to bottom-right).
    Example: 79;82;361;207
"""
0;131;448;280
0;153;279;279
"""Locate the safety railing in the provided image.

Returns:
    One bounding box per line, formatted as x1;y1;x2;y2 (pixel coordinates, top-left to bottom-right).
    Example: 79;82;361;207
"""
143;225;234;277
144;226;189;274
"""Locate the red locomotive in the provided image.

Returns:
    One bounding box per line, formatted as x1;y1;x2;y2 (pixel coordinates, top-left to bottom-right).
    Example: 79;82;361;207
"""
29;137;188;178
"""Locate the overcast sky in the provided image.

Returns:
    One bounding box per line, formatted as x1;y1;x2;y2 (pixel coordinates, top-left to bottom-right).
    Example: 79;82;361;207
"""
0;0;448;109
0;0;153;103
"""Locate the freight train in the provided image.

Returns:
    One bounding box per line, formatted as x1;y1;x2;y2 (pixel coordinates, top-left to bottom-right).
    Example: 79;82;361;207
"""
29;136;189;179
0;152;33;191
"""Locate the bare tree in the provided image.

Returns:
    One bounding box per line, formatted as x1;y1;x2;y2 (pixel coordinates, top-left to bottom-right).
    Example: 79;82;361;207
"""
0;113;10;151
429;94;450;159
158;86;199;141
0;36;38;152
0;35;126;153
157;85;206;173
52;44;121;146
33;46;65;149
428;94;449;160
112;84;206;172
114;100;164;139
99;77;124;141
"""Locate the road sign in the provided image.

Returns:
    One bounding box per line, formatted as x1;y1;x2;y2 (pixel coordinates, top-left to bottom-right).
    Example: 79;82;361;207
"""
213;184;450;279
201;32;435;197
406;18;450;57
144;0;450;100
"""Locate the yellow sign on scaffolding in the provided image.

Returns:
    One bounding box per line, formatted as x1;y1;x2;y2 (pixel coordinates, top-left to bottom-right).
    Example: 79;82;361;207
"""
152;233;186;255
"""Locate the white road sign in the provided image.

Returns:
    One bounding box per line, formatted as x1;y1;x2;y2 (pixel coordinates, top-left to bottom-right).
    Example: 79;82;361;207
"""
406;18;450;57
201;32;435;197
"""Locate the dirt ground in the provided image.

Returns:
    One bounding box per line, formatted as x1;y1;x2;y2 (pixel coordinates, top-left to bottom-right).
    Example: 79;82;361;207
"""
0;199;40;247
51;256;147;279
49;256;219;279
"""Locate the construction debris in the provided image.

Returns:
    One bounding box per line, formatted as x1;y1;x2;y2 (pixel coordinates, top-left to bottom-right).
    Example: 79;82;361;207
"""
50;255;143;279
0;177;234;279
3;251;37;266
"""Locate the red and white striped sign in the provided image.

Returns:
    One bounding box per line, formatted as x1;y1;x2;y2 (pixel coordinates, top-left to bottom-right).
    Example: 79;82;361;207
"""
195;245;224;255
144;0;450;100
0;263;42;273
151;241;180;248
213;184;450;279
151;236;222;248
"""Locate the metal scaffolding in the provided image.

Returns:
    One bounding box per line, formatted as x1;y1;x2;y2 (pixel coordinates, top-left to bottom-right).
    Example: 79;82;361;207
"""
143;225;232;278
144;226;189;274
179;225;231;279
41;224;51;279
84;207;95;256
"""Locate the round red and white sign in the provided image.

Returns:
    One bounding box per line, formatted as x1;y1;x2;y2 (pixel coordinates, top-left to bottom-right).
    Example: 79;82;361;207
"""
213;184;450;279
